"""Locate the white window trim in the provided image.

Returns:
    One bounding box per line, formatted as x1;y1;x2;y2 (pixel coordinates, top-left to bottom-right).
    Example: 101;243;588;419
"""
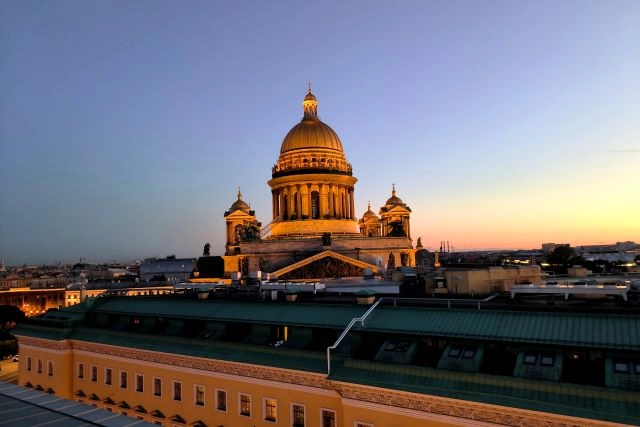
104;367;112;386
263;397;277;423
152;376;162;397
194;384;205;407
172;380;183;402
291;402;306;427
215;388;227;412
238;392;251;418
77;362;84;379
135;373;144;393
119;370;128;389
90;365;98;382
320;408;337;427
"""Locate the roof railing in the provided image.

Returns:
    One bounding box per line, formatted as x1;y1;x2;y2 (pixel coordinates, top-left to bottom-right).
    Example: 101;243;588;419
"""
326;297;383;375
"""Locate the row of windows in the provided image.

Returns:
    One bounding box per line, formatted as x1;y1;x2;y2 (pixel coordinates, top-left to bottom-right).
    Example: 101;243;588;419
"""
25;357;54;376
26;358;376;426
71;362;341;426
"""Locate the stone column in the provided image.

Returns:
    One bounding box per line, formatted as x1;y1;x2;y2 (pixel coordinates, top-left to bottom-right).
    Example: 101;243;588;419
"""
349;188;355;220
319;184;325;218
307;184;312;219
296;184;302;219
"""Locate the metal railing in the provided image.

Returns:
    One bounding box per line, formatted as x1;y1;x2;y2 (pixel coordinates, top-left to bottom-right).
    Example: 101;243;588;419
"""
326;298;383;375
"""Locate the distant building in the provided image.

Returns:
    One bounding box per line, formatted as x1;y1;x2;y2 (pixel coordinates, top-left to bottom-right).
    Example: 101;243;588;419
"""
209;89;416;281
138;258;196;282
442;265;544;294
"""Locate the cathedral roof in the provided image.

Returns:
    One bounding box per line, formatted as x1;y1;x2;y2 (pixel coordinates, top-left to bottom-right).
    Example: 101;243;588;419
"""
229;190;250;213
279;88;344;154
385;185;404;206
362;202;378;220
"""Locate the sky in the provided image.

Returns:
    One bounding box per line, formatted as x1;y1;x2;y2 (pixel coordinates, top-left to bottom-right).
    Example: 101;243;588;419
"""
1;1;639;266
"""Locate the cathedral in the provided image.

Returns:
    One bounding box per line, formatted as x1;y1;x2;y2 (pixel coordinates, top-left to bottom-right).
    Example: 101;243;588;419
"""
215;89;415;280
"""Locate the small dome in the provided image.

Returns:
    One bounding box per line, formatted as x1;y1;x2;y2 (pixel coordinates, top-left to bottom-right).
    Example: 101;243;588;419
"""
229;190;250;213
362;202;377;220
385;185;403;206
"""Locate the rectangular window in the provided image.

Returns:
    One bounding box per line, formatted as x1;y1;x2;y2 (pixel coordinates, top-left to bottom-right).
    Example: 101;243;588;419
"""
239;393;251;417
321;409;336;427
153;377;162;396
523;352;538;365
26;356;32;371
540;353;555;367
173;381;182;401
136;374;144;392
91;365;98;382
355;423;374;427
216;389;227;411
194;384;205;406
292;403;305;427
77;362;84;379
37;359;43;374
462;347;476;359
105;368;112;385
614;361;630;373
47;361;54;376
447;346;461;358
120;371;128;389
264;398;277;422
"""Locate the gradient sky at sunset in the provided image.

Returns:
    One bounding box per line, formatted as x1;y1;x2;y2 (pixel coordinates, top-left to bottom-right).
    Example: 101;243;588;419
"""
1;1;639;265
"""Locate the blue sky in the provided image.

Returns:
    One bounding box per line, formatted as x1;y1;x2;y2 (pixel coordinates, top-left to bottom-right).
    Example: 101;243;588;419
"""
1;1;639;265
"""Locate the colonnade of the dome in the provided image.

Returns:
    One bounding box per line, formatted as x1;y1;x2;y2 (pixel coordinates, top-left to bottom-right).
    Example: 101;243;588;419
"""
270;182;356;221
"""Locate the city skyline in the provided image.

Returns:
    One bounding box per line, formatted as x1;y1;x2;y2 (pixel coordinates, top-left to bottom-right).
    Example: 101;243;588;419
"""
2;1;639;265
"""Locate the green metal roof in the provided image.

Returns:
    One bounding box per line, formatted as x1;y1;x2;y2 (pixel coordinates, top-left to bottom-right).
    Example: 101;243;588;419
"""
82;297;640;350
329;359;640;425
361;306;640;350
87;297;369;329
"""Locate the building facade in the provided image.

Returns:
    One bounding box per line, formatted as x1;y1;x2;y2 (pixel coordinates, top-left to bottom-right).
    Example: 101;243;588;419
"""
214;90;416;281
15;295;640;427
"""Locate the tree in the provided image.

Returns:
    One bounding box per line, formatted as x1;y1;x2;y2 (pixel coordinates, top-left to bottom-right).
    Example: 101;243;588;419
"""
547;245;576;266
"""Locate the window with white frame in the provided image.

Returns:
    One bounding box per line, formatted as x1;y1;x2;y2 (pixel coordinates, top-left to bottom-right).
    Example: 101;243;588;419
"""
47;360;54;376
153;377;162;396
135;374;144;392
194;384;205;406
120;370;128;389
216;389;227;411
172;380;182;401
91;365;98;382
321;409;336;427
239;393;251;417
292;403;305;427
264;397;277;422
77;362;84;379
105;368;112;385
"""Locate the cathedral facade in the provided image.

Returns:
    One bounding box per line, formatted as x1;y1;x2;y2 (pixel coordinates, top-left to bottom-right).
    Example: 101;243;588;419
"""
220;89;415;280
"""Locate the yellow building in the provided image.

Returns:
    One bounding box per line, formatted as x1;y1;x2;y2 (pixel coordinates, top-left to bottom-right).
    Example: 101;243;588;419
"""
442;265;544;294
212;89;416;281
15;295;640;426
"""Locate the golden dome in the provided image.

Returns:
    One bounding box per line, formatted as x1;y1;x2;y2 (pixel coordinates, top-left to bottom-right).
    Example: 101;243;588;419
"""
362;202;377;220
385;185;404;206
229;189;250;213
279;89;344;154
